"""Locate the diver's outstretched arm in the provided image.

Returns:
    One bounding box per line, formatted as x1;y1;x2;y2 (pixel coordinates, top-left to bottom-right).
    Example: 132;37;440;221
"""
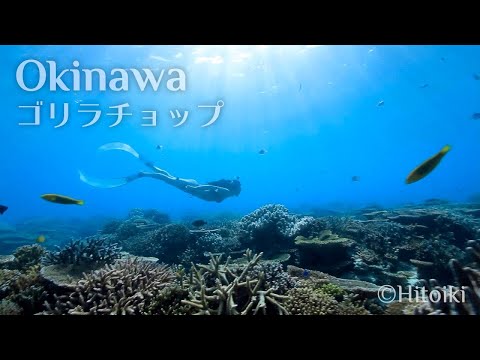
185;184;230;192
185;184;232;202
98;142;174;177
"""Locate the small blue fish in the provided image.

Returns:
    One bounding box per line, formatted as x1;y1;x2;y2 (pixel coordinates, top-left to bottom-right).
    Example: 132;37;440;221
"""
302;269;310;278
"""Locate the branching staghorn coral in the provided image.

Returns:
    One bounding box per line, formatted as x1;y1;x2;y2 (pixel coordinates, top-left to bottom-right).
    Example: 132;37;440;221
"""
41;258;175;315
42;237;121;266
414;240;480;315
248;262;297;295
178;232;242;266
180;249;290;315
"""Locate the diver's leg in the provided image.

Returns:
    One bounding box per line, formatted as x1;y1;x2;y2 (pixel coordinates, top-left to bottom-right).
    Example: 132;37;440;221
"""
139;171;176;182
142;161;174;177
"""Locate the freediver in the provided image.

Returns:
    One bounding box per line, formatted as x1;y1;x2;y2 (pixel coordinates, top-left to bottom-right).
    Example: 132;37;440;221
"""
79;143;241;203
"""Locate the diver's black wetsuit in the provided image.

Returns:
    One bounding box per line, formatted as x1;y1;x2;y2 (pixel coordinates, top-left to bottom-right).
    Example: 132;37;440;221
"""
79;143;241;203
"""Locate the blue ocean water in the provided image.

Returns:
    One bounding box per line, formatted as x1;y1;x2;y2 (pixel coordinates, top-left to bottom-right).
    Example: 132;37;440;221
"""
1;45;479;224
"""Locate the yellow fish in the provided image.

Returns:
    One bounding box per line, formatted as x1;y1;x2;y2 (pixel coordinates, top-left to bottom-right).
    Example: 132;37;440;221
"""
41;194;85;205
36;235;46;243
406;145;451;184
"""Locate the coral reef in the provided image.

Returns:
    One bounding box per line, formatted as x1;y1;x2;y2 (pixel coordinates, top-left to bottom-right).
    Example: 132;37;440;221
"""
414;240;480;315
0;299;22;315
42;259;175;315
194;232;241;255
148;284;192;315
115;215;242;267
248;262;298;295
128;208;171;225
335;297;371;315
39;237;122;294
237;204;315;255
40;264;97;291
105;209;170;239
317;283;346;301
7;265;47;315
43;237;121;266
1;202;478;316
118;224;190;263
285;285;338;315
101;220;122;235
0;266;48;315
287;265;384;299
385;301;418;315
0;255;15;269
294;230;354;274
312;204;480;284
180;250;290;315
0;269;20;299
13;245;45;270
284;278;371;315
116;221;142;240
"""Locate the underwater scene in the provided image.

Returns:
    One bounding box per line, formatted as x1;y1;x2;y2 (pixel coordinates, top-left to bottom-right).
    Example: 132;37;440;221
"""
1;45;480;315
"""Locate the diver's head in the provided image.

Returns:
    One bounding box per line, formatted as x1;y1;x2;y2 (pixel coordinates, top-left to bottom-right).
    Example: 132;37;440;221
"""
229;179;241;196
207;178;241;196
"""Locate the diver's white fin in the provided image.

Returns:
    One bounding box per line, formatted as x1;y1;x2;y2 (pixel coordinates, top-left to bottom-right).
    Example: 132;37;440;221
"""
98;142;140;159
78;170;134;188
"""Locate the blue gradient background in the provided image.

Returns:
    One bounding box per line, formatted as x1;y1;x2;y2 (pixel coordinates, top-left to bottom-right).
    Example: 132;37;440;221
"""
0;45;479;223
